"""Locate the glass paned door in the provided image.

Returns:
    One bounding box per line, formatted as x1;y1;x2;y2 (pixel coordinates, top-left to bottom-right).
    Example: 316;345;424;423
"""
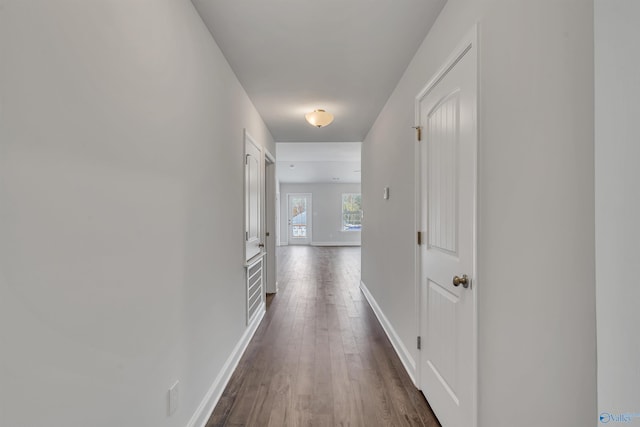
288;194;311;244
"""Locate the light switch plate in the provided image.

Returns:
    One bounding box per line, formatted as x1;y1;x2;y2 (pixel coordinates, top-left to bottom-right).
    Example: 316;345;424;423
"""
383;187;390;200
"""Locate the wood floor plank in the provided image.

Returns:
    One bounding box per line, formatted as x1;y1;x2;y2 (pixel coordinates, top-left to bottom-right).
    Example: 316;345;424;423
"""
206;246;441;427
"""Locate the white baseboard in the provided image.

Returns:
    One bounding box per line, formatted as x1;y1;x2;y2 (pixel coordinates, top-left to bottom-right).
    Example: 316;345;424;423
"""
311;242;361;247
186;303;266;427
359;280;417;384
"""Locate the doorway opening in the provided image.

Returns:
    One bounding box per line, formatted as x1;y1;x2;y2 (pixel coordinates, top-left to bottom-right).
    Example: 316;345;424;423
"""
264;151;277;294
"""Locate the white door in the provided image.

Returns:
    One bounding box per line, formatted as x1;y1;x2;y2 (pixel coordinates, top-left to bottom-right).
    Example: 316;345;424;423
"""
418;32;477;427
245;131;262;261
287;193;311;245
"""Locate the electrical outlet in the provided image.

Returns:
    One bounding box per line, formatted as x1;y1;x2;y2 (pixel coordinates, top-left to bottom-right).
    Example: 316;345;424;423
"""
168;381;179;416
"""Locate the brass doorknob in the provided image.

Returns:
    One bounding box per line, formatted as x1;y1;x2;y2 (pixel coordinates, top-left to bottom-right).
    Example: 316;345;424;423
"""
452;274;470;289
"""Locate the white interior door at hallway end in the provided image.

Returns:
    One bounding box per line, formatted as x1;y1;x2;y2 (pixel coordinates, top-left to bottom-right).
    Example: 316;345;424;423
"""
418;32;477;427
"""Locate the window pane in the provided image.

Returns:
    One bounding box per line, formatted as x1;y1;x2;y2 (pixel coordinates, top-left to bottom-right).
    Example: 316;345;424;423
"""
342;193;362;231
290;197;307;237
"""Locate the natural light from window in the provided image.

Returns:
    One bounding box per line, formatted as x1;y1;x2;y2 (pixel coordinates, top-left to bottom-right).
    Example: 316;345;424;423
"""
342;193;362;231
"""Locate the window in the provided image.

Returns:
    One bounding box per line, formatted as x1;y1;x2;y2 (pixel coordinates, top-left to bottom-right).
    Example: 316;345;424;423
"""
342;193;362;231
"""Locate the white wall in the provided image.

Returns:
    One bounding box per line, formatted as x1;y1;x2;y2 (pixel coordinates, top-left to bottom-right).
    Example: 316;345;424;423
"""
280;183;361;246
0;1;273;426
361;1;596;426
595;0;640;420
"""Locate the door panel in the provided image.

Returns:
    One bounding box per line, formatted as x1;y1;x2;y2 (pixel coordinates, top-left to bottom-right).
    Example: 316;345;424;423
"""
427;92;459;255
419;33;477;427
427;279;460;404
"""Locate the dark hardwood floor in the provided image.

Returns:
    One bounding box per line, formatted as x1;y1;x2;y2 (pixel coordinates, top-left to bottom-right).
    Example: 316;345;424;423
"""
206;246;441;427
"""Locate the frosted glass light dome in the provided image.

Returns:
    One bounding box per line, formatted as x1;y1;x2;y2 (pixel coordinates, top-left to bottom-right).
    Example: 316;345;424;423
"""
305;109;334;128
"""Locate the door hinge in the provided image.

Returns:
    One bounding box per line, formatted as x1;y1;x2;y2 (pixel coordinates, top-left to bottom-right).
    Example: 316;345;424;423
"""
417;231;422;246
417;336;421;350
245;231;249;240
412;126;422;142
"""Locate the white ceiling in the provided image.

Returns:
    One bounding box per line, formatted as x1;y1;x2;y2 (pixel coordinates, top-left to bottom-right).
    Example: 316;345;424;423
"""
277;142;361;184
191;0;446;143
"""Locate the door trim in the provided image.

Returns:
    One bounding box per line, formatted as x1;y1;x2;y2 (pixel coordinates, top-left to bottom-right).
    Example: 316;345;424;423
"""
414;24;479;427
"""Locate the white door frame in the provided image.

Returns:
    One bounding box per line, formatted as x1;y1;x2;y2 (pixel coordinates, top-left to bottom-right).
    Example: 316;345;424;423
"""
414;25;478;427
287;193;312;245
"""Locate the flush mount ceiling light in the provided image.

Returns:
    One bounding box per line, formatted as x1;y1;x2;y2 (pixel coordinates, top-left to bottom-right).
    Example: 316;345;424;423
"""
305;109;334;128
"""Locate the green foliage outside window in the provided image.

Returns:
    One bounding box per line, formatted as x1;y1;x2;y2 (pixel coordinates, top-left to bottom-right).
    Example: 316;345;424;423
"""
342;193;362;231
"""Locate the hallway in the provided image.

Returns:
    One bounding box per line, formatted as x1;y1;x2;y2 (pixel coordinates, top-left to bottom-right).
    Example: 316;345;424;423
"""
207;247;440;426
